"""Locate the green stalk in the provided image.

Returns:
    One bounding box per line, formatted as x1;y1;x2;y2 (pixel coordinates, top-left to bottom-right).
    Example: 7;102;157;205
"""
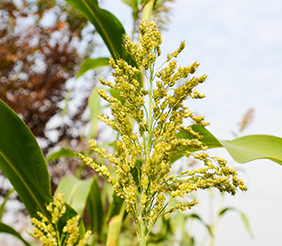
139;219;147;246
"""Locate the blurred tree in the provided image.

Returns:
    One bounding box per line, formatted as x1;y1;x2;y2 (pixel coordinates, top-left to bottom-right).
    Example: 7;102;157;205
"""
0;0;97;156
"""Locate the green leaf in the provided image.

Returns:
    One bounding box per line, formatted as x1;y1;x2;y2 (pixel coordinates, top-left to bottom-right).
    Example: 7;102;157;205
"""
65;0;142;86
175;124;282;165
46;148;77;162
55;175;93;217
0;222;31;246
186;213;213;237
0;188;14;220
88;87;102;138
239;210;254;238
0;102;85;240
0;100;52;217
218;207;253;238
76;57;109;79
121;0;138;11
65;0;129;61
87;177;104;235
218;135;282;165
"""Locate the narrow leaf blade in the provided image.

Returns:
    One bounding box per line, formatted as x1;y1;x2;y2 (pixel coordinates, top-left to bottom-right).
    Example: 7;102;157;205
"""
76;57;109;78
46;148;77;162
0;188;14;220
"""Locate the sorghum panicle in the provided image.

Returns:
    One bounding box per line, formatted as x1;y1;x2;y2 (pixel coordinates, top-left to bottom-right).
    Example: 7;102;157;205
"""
79;20;246;239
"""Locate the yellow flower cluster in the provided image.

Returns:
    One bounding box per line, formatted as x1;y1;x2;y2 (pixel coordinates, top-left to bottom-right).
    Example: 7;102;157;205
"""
79;20;246;239
28;193;91;246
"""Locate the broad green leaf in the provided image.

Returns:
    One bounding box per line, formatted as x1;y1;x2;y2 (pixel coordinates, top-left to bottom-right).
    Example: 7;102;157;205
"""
0;188;14;220
76;57;109;79
0;100;52;217
218;207;253;238
175;124;282;165
65;0;142;86
0;222;31;246
46;148;77;162
88;87;102;138
218;135;282;165
0;101;84;240
55;175;93;217
65;0;129;61
87;177;104;235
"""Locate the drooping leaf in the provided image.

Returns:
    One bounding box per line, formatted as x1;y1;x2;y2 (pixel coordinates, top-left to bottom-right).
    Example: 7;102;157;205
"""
76;57;109;79
55;175;93;217
175;124;282;165
0;100;52;217
88;87;102;139
0;222;31;246
46;148;77;162
218;207;253;238
218;135;282;165
186;213;213;237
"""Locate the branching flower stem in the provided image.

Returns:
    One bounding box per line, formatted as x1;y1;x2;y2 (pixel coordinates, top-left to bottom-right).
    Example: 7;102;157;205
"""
78;20;247;246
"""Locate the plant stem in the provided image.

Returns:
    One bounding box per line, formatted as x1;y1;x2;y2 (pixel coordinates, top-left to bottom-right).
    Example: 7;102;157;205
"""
139;219;147;246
